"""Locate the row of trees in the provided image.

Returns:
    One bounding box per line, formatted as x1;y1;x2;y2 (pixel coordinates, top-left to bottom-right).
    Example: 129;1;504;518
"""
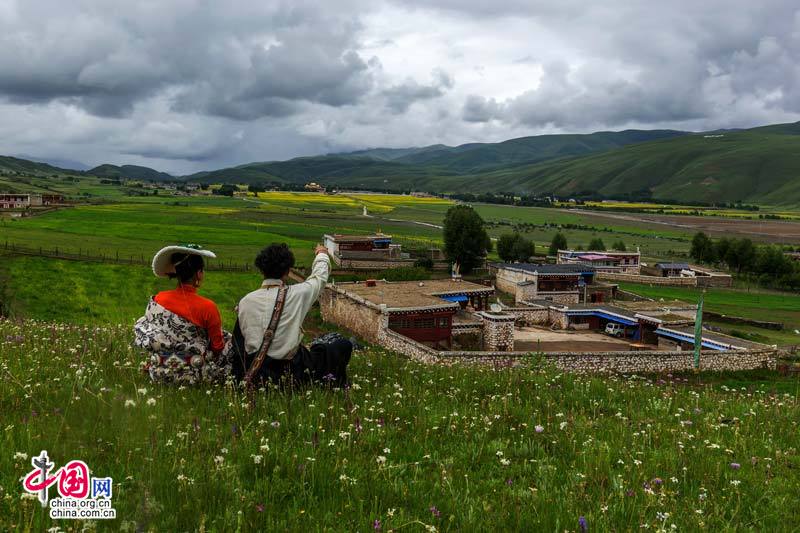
495;233;628;262
690;232;800;289
442;205;633;271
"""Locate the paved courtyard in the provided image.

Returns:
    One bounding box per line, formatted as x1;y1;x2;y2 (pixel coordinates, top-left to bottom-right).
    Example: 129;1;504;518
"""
513;326;649;352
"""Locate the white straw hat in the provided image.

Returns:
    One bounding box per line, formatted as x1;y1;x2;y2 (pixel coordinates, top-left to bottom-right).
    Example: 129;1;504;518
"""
151;244;217;278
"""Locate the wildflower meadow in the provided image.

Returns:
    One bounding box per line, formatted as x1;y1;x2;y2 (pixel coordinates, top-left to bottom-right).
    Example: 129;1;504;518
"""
1;319;798;531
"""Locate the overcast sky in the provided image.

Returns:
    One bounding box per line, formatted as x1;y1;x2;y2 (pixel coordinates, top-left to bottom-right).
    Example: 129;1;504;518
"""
1;0;799;174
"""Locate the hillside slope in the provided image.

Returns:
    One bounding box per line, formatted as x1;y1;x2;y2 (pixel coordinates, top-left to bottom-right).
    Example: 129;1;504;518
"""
338;129;687;173
313;122;800;205
0;155;73;176
185;156;455;185
88;164;173;181
457;124;800;204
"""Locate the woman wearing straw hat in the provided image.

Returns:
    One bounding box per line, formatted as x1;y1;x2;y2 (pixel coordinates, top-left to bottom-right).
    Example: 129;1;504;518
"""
134;244;232;384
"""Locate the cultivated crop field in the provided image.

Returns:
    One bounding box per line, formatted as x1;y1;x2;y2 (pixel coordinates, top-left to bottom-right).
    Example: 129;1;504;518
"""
618;282;800;346
2;320;799;531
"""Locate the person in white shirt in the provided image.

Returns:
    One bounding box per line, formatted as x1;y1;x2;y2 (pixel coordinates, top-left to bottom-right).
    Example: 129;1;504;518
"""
232;243;352;387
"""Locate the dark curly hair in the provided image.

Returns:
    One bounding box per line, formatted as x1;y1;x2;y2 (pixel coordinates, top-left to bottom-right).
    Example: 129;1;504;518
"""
255;243;295;279
169;253;204;283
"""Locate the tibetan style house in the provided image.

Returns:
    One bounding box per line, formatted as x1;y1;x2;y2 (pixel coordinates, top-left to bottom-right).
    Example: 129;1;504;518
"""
320;278;494;348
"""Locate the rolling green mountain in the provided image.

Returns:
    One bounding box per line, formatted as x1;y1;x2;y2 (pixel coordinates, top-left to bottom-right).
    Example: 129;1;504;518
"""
0;155;74;176
185;155;455;185
88;164;173;181
183;129;690;187
221;122;800;206
340;129;687;173
5;122;800;205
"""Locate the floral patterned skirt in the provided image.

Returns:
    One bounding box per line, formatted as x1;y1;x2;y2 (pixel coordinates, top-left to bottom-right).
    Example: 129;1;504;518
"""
134;299;232;385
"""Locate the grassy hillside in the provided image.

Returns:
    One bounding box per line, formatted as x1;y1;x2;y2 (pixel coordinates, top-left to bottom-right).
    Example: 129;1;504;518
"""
177;122;800;205
2;319;799;531
185;156;456;186
88;163;173;181
186;130;687;185
388;129;687;173
5;122;800;204
451;124;800;204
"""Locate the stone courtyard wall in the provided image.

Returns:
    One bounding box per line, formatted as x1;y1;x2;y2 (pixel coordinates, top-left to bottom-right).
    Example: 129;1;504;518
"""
371;328;778;373
319;286;386;341
597;272;698;286
477;312;515;351
548;307;570;329
335;258;418;270
501;305;549;326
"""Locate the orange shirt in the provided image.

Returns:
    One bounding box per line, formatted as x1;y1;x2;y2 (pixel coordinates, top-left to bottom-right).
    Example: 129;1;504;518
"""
154;285;225;353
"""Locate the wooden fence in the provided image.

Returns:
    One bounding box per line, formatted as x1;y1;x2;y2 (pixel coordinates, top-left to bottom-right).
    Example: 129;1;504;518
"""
2;241;256;272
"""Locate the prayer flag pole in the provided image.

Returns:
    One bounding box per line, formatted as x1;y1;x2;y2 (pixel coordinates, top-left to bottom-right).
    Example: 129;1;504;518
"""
693;290;705;371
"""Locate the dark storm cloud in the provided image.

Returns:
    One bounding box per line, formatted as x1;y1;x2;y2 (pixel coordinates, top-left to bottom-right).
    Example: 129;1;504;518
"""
382;69;453;113
1;0;800;172
0;1;376;119
430;0;800;129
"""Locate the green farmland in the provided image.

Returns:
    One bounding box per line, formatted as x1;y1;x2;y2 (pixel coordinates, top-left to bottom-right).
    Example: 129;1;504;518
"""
1;192;695;269
618;282;800;346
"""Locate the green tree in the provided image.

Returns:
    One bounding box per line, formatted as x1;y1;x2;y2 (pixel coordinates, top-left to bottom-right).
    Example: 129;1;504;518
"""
725;238;756;273
443;205;491;273
548;233;568;256
511;236;535;262
690;232;715;263
587;238;606;251
755;245;794;277
497;233;518;262
497;233;535;262
611;240;627;251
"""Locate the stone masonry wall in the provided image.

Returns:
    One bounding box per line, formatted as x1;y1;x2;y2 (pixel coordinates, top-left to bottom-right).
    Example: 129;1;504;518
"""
319;287;386;341
548;308;570;329
336;258;417;270
597;272;698;286
501;305;549;326
477;312;515;351
372;328;777;373
495;269;527;294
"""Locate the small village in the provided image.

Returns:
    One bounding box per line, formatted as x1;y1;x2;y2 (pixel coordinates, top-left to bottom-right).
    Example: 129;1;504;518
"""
319;232;775;373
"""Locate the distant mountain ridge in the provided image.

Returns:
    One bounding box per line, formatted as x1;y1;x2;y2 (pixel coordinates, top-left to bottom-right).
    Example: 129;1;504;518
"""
5;122;800;205
88;164;173;181
185;128;689;185
335;129;688;173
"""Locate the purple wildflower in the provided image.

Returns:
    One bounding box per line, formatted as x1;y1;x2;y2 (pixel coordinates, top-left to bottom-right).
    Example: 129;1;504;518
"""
506;478;513;486
579;516;588;532
535;425;544;433
652;477;663;486
322;373;336;382
730;462;741;470
429;505;441;518
373;519;381;531
256;503;265;513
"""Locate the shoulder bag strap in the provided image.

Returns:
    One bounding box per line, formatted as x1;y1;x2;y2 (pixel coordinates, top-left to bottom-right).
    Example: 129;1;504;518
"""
244;286;288;386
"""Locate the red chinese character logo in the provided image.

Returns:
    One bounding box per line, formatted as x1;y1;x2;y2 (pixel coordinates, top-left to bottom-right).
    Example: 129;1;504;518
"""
57;461;89;499
22;452;91;506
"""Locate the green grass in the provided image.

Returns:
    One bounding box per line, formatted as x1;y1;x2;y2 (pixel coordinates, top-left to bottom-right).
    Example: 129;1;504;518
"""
1;320;799;531
618;282;800;346
0;256;260;326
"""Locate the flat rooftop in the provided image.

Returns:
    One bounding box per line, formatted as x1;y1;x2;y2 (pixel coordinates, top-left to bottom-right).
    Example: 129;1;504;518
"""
665;326;768;350
332;279;493;310
325;233;391;242
493;262;593;275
